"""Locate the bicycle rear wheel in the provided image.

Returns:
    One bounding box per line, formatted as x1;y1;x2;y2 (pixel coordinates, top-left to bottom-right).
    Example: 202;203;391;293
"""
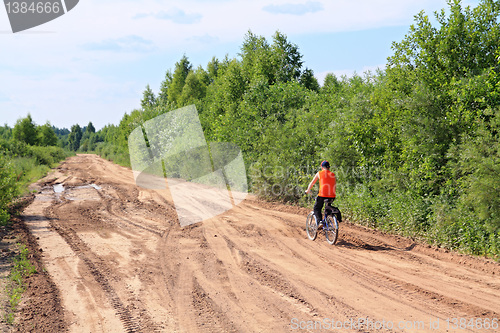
324;215;339;245
306;212;317;241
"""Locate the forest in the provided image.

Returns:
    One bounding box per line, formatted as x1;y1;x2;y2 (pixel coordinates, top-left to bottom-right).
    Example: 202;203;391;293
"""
2;0;499;258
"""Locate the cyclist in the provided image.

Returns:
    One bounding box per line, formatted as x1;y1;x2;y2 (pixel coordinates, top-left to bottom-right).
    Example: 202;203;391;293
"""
305;160;336;226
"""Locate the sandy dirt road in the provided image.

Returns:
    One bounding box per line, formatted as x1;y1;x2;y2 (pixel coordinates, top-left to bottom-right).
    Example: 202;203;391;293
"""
20;154;499;332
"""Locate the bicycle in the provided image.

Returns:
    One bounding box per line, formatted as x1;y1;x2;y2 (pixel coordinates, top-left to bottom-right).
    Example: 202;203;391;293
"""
306;198;340;245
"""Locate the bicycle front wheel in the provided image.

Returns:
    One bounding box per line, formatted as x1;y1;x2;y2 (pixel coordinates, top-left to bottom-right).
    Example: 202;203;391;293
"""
324;215;339;245
306;212;317;241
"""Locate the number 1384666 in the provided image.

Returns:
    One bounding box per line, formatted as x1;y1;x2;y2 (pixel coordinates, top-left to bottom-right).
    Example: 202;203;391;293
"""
445;318;498;330
5;2;61;14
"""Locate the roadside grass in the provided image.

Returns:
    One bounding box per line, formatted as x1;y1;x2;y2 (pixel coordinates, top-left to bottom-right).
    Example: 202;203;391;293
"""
12;157;51;194
4;243;37;325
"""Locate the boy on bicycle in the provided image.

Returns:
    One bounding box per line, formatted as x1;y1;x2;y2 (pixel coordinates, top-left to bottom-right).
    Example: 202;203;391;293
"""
305;160;336;225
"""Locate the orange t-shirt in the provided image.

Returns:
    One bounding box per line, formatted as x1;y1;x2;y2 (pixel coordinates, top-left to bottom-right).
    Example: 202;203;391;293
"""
318;170;336;198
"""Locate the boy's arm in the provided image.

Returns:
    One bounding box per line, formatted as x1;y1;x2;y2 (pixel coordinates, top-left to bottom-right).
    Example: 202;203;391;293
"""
305;173;319;194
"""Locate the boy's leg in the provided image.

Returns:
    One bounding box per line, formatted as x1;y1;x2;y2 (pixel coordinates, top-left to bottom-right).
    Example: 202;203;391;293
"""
324;198;335;216
313;196;324;224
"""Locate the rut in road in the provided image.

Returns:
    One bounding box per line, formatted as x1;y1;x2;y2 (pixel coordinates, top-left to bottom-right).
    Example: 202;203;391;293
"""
46;202;143;333
22;154;500;333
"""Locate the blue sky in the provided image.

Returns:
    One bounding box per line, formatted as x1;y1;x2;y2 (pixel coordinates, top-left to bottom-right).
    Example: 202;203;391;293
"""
1;0;480;130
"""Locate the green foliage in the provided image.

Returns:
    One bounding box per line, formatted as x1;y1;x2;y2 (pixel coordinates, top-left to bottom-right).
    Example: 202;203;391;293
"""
26;145;67;166
322;73;341;93
168;55;193;106
141;84;157;109
270;30;304;83
239;30;307;87
0;125;71;209
300;68;320;92
11;156;46;186
388;0;500;91
38;122;58;147
430;202;500;257
8;145;70;192
0;119;70;227
12;114;38;146
206;57;220;83
78;122;101;152
0;125;12;139
240;31;274;84
157;70;173;106
0;154;18;225
86;121;96;134
95;142;131;167
68;124;82;151
455;107;500;232
179;68;208;106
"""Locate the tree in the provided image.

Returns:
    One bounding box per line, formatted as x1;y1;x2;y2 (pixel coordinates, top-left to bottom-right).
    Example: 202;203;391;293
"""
300;68;320;91
179;70;206;107
38;122;58;146
387;0;500;92
12;114;38;145
219;59;246;104
157;70;173;106
141;84;157;110
168;55;192;106
79;122;98;152
0;125;11;140
239;31;273;84
68;124;82;151
86;122;96;134
239;30;305;87
271;31;303;84
322;73;341;93
206;57;220;83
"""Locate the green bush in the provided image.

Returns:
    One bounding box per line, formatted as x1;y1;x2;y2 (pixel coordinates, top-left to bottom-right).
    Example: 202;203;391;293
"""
382;191;431;236
0;154;18;225
0;138;28;157
95;142;131;168
341;189;390;229
27;145;67;166
429;201;500;259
